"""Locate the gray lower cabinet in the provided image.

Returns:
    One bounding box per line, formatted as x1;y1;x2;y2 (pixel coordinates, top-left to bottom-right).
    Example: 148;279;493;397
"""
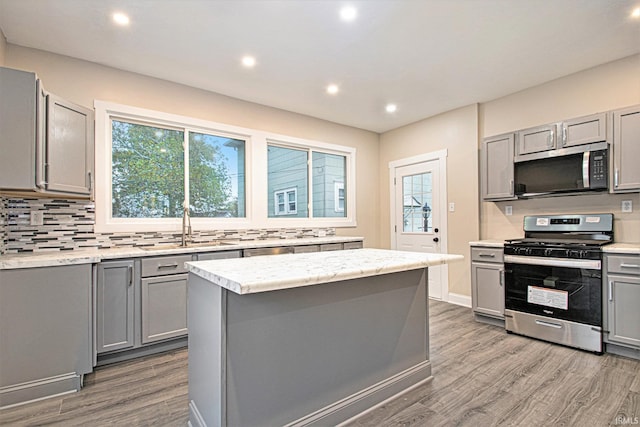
471;246;505;321
604;254;640;350
611;105;640;192
140;254;191;345
141;274;188;344
0;264;92;408
96;260;135;353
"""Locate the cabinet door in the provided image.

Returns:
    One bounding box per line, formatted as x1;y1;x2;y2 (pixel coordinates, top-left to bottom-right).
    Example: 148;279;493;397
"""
0;67;38;190
141;274;188;344
516;123;557;155
560;113;606;148
606;274;640;348
0;265;92;391
471;262;504;319
481;134;515;201
96;260;135;353
612;105;640;192
45;93;94;195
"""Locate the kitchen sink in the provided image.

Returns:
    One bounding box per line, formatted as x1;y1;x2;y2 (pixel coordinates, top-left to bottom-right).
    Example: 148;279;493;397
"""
140;241;239;251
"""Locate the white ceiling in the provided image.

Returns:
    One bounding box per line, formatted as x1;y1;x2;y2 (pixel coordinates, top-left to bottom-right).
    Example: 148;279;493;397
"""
0;0;638;133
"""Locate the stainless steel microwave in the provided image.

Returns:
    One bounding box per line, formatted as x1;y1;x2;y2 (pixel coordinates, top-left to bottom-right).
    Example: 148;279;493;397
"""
514;144;608;197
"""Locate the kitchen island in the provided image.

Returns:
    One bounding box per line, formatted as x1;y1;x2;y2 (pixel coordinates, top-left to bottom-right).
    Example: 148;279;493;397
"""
185;248;463;427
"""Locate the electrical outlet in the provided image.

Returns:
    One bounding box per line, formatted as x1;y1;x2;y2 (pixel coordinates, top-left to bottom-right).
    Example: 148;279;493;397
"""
449;202;455;212
30;211;44;226
505;205;513;216
622;200;633;213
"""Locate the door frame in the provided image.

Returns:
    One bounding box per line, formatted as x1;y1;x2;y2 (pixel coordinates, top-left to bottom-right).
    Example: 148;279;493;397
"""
389;149;449;300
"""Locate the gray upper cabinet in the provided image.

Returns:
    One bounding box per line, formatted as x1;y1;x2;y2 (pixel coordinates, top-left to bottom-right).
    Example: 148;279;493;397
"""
0;66;94;197
96;260;135;354
516;123;557;156
560;112;606;148
611;105;640;193
481;133;515;201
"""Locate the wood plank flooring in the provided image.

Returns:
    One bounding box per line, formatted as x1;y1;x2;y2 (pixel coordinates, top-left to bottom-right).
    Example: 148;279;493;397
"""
1;300;638;426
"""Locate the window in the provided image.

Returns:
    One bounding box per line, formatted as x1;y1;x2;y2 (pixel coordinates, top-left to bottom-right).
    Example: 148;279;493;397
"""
111;119;245;220
334;182;345;213
274;188;298;215
95;101;356;232
268;143;348;219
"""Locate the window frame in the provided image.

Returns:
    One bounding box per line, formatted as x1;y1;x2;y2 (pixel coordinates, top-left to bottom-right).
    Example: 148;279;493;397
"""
94;101;357;233
274;187;298;216
334;181;345;213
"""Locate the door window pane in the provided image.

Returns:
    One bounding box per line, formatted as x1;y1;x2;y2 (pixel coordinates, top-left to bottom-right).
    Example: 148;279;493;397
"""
268;146;308;217
312;152;346;218
112;120;184;218
189;132;245;218
402;172;432;232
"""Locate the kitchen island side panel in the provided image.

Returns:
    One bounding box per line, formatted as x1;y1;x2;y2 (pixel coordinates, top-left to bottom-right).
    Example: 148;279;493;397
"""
188;268;430;427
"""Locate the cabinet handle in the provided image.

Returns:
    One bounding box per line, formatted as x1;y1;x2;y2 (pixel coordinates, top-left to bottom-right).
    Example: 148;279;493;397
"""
548;131;554;148
157;263;179;269
87;171;92;192
562;126;567;146
614;169;619;188
620;263;640;269
500;269;504;286
608;280;613;302
128;265;133;286
479;253;496;258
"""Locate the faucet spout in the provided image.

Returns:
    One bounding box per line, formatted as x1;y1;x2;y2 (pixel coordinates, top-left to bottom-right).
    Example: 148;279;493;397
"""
181;206;192;247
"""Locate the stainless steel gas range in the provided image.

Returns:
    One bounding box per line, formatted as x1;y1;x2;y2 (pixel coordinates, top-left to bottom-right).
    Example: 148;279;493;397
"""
504;213;613;353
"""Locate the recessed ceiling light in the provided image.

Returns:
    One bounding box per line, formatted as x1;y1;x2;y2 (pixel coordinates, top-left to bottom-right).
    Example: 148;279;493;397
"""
340;6;357;22
632;7;640;18
385;104;397;113
327;84;339;95
242;56;256;68
112;12;130;26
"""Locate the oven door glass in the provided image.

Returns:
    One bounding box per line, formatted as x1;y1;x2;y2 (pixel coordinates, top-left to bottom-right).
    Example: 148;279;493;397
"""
504;262;602;326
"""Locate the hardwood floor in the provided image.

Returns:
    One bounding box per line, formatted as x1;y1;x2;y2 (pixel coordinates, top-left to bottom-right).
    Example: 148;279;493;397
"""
1;300;638;426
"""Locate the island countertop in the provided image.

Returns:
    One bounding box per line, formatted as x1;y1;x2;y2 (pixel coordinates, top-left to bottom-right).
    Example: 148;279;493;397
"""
186;248;464;295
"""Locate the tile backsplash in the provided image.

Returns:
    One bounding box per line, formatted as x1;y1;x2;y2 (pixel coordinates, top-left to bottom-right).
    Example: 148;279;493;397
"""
0;196;335;254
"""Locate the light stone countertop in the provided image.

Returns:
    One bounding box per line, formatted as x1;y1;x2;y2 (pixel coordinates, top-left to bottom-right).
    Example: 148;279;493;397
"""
603;243;640;255
0;236;364;270
468;240;505;248
186;248;465;295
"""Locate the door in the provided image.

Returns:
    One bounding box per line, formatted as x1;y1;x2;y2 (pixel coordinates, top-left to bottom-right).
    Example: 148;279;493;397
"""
612;105;640;192
516;123;557;156
45;93;94;195
141;274;188;344
482;133;515;200
607;275;640;347
392;158;445;299
96;260;135;353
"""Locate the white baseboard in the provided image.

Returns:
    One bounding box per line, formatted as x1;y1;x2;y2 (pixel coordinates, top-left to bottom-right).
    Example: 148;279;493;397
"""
446;293;471;308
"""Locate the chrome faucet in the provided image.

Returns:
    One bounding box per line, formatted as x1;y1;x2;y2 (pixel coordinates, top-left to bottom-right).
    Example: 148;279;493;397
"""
181;206;192;247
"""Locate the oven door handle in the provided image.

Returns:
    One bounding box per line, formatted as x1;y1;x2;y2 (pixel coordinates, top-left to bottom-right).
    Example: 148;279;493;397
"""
504;255;601;270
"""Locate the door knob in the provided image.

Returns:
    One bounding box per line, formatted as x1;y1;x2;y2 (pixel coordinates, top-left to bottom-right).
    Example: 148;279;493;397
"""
433;237;439;243
434;228;439;233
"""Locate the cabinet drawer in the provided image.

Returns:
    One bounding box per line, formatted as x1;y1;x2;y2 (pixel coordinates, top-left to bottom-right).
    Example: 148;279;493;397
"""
197;250;242;261
471;247;504;263
293;245;320;254
607;255;640;275
141;254;192;277
320;243;343;252
343;241;364;250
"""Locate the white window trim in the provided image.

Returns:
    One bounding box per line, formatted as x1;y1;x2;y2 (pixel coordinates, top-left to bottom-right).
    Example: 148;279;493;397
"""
94;100;357;233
